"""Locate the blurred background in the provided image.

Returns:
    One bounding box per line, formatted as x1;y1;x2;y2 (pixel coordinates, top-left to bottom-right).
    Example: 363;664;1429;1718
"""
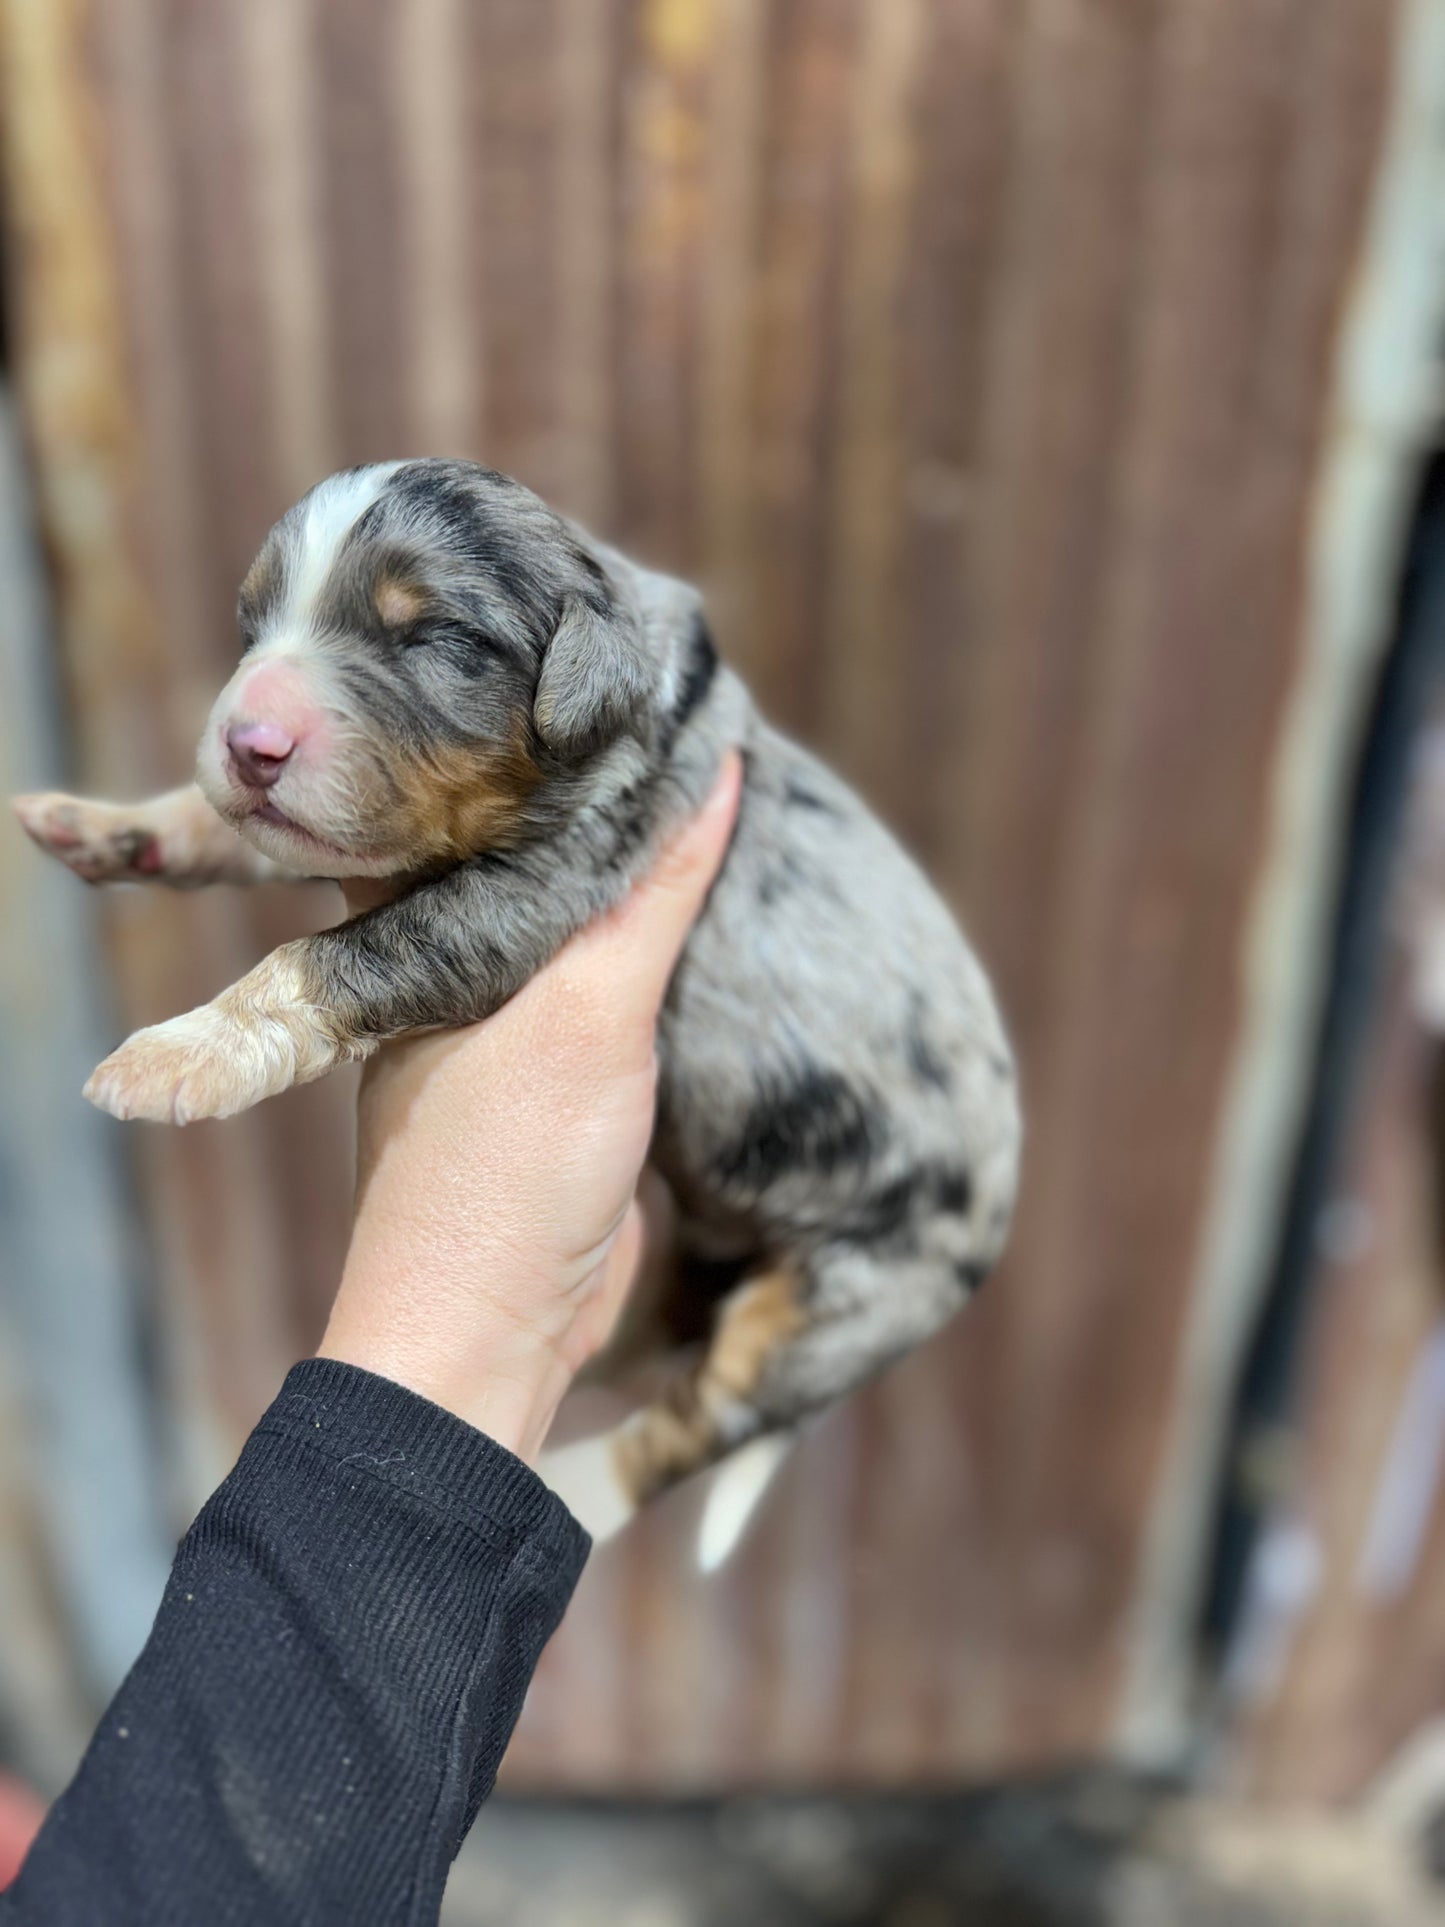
3;0;1445;1920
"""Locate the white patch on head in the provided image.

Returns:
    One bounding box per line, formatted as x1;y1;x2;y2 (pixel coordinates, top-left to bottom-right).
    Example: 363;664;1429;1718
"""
262;461;406;651
198;464;412;867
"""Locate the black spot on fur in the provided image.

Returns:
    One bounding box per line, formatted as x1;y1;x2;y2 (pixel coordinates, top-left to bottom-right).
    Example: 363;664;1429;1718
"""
731;747;756;830
906;1006;953;1093
784;779;841;818
347;496;392;548
838;1174;917;1244
572;545;610;592
718;1067;882;1193
675;1250;754;1316
656;615;717;756
835;1161;974;1247
955;1259;989;1294
486;551;542;621
603;775;661;865
389;460;501;522
933;1167;973;1215
756;850;818;909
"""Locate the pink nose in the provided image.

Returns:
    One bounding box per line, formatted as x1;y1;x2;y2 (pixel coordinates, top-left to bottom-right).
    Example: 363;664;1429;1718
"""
226;720;294;790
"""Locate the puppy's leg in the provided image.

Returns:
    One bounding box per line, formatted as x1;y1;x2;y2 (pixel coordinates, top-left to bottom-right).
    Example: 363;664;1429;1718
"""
83;942;348;1124
540;1242;979;1555
82;852;594;1123
14;784;301;886
541;1263;806;1540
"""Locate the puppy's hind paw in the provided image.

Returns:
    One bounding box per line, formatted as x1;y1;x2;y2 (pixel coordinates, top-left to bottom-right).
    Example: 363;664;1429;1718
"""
13;791;162;884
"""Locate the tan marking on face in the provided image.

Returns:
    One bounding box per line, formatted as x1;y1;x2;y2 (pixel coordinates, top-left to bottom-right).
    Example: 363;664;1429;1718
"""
374;576;428;629
613;1264;806;1505
388;720;545;863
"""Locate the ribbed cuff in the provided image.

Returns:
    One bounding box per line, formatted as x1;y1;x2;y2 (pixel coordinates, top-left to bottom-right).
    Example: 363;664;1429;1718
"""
247;1357;591;1571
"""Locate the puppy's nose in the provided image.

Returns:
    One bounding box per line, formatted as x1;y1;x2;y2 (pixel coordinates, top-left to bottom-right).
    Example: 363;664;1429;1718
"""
226;720;294;790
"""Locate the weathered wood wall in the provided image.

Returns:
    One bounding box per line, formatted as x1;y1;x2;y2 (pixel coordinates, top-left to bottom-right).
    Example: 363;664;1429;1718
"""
1239;966;1445;1803
0;0;1420;1789
1225;710;1445;1805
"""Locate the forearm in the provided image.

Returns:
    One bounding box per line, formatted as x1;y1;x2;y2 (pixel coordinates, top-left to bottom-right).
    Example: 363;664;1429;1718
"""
2;1361;589;1927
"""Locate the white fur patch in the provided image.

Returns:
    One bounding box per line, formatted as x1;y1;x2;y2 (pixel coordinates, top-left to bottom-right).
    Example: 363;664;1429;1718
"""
271;462;404;645
84;948;350;1124
695;1433;793;1572
196;464;407;871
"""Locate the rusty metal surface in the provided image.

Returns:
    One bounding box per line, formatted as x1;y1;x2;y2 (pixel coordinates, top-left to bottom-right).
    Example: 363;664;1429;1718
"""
0;0;1401;1785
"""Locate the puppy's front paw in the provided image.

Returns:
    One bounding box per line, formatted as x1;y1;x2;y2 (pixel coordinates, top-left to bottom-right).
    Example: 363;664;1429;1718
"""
85;1008;280;1124
84;950;346;1124
13;791;162;884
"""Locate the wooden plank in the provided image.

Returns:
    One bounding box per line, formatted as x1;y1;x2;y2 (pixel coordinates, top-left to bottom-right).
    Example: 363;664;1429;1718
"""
1118;0;1445;1755
0;385;170;1770
725;0;861;727
1229;959;1445;1801
0;0;1410;1790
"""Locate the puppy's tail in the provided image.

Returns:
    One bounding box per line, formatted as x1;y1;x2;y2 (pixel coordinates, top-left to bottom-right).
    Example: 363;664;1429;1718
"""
695;1433;794;1573
538;1428;795;1572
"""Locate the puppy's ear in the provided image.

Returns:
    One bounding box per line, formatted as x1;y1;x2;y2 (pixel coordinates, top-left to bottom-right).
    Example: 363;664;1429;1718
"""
533;595;658;756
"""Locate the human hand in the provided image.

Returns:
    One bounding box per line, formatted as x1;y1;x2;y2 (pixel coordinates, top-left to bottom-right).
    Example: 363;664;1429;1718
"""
316;755;742;1462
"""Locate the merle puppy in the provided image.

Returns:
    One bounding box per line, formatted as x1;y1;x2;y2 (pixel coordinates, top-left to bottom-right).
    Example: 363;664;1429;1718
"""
16;461;1020;1563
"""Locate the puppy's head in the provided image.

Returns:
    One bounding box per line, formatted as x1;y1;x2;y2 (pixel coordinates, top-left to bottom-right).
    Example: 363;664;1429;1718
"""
197;461;687;877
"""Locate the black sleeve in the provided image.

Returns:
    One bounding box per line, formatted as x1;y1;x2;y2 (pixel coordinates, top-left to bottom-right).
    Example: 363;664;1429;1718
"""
1;1358;590;1927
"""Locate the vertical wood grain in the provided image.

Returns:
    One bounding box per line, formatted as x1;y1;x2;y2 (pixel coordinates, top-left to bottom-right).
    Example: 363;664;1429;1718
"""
2;0;1408;1789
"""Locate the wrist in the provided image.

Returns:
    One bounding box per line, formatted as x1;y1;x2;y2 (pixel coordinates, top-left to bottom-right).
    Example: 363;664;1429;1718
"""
315;1306;571;1463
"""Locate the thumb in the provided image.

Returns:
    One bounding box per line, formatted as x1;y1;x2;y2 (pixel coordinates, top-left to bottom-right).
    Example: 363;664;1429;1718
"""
590;752;743;1015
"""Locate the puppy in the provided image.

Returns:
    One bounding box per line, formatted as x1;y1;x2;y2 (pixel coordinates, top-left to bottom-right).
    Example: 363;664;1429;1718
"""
16;461;1020;1563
